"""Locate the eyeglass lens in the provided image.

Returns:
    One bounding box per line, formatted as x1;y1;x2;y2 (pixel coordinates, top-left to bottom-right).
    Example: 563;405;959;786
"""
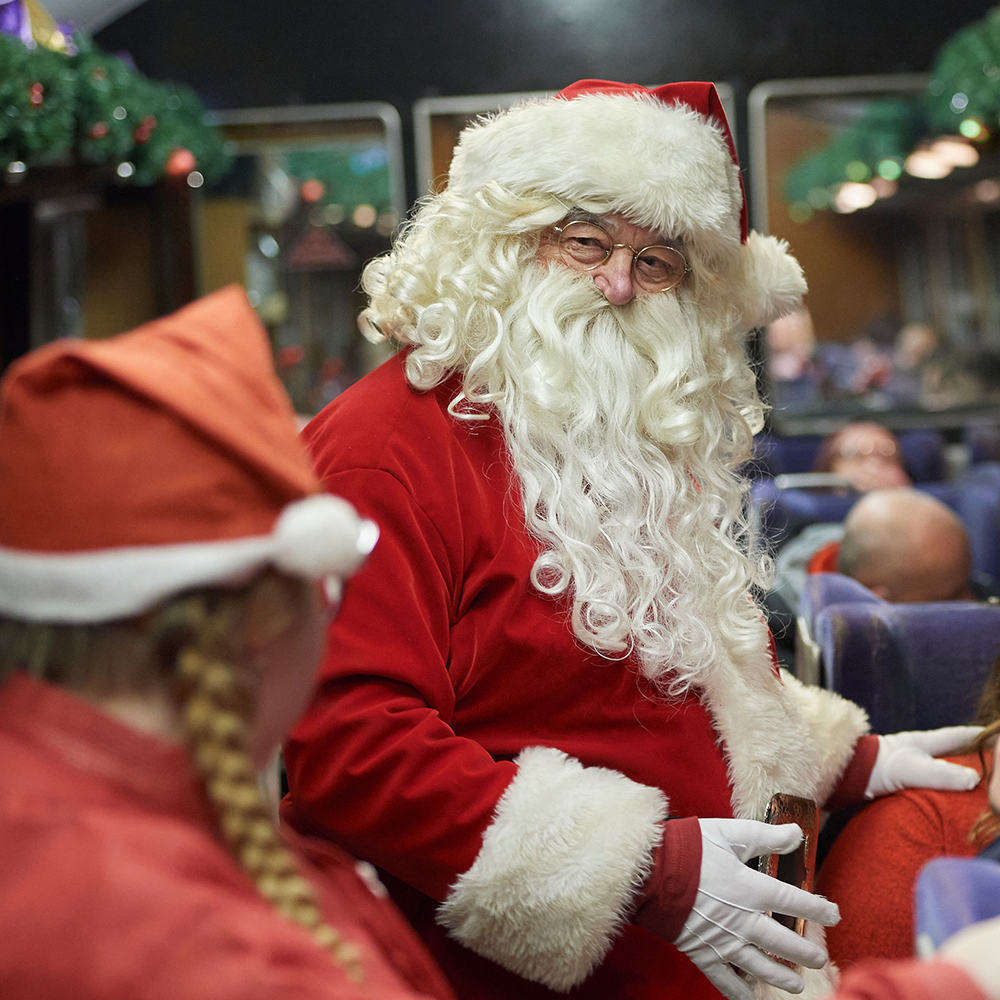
837;441;899;461
556;220;687;292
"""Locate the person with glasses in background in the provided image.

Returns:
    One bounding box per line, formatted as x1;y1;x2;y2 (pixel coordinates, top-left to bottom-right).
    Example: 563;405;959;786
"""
281;81;982;1000
813;422;912;493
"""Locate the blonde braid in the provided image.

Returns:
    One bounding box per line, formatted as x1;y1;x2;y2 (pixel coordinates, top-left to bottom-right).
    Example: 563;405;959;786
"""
160;590;365;984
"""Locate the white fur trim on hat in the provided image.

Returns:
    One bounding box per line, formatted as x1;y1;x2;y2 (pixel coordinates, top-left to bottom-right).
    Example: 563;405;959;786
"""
736;231;809;330
437;745;668;992
0;494;377;624
273;494;378;579
448;92;745;273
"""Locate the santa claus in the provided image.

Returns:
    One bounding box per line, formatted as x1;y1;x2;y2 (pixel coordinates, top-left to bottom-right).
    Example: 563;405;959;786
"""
282;80;980;1000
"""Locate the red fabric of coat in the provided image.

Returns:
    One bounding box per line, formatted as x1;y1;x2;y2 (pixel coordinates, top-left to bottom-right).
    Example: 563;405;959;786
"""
282;352;872;1000
0;671;454;1000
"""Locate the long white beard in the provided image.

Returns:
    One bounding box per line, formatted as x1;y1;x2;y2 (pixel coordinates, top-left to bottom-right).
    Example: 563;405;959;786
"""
478;265;770;693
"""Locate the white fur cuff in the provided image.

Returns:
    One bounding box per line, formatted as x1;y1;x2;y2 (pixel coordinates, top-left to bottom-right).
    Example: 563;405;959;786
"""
437;746;668;992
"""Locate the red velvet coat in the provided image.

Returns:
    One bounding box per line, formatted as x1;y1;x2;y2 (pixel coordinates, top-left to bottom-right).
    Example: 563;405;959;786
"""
283;352;872;1000
0;672;454;1000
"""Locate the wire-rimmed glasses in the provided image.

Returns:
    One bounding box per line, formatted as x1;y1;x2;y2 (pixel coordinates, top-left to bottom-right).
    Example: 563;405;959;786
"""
553;220;691;293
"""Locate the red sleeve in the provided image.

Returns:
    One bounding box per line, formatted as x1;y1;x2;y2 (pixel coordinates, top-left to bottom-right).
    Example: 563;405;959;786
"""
632;817;702;941
282;465;517;902
824;734;879;812
817;794;957;966
816;757;988;970
832;960;987;1000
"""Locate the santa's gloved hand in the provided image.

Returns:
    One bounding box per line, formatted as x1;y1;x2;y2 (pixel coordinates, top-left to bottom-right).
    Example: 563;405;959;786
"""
636;817;839;1000
864;727;983;799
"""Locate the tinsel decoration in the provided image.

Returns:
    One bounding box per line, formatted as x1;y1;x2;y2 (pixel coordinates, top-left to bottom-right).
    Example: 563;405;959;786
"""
0;1;228;185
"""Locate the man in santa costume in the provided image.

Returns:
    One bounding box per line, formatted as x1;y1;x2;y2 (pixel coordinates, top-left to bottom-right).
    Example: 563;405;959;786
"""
281;81;981;1000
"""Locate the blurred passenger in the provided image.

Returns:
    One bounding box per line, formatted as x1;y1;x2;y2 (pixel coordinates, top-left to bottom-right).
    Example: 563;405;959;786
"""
0;288;455;1000
813;422;912;492
836;488;973;602
769;488;975;651
817;661;1000;970
766;307;821;409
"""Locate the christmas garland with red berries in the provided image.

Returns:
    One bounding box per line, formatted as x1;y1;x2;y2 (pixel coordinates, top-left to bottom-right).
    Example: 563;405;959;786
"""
0;29;228;185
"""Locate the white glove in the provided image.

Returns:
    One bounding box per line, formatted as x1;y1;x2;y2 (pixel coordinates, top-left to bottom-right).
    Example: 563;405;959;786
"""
865;727;983;799
673;818;840;1000
940;914;1000;1000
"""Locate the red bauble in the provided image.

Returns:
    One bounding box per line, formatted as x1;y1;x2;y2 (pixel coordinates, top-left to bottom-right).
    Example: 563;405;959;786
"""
29;82;44;107
88;122;109;139
134;115;157;143
300;178;325;203
165;148;196;176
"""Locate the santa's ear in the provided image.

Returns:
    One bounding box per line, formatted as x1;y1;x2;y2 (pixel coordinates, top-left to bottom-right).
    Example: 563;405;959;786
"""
734;231;808;330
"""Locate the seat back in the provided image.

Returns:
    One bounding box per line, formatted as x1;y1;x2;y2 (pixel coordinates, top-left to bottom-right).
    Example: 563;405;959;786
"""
794;573;884;686
815;601;1000;733
915;856;1000;955
753;429;945;482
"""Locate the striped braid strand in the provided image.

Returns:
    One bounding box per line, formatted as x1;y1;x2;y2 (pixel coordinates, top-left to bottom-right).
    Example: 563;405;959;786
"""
166;592;366;984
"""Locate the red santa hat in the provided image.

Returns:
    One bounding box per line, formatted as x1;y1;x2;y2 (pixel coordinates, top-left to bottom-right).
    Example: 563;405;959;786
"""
0;285;377;623
446;79;805;327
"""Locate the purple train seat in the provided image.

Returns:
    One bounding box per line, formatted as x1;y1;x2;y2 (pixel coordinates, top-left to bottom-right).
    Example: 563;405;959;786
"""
915;856;1000;955
814;601;1000;734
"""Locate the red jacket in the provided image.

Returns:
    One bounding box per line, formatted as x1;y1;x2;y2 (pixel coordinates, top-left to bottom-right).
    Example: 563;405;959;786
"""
0;671;454;1000
283;353;874;1000
817;753;991;968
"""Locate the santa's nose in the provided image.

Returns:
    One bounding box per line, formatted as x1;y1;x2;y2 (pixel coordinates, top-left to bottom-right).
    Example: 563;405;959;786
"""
591;247;637;306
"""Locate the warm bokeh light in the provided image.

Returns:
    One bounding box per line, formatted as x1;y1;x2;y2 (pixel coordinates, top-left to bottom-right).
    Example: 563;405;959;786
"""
833;182;877;213
904;151;953;179
974;179;1000;202
300;179;325;203
929;138;979;167
871;177;898;199
352;204;377;228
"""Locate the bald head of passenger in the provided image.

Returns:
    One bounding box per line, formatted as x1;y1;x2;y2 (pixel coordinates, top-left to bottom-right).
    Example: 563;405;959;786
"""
838;488;973;603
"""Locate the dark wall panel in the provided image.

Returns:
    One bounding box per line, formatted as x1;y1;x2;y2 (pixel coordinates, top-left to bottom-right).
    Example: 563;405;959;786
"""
95;0;1000;200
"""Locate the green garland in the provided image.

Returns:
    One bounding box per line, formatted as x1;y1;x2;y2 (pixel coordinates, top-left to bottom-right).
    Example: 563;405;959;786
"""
783;4;1000;216
783;98;926;206
926;5;1000;133
0;31;229;184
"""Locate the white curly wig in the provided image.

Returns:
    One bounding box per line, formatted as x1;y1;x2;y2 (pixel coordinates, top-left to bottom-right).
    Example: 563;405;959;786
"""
358;81;807;689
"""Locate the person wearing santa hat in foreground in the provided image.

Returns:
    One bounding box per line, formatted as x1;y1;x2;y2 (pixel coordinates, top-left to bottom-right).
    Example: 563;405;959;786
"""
280;81;983;1000
0;286;455;1000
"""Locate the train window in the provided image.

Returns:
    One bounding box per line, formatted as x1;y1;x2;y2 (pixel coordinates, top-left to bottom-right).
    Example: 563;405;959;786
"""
199;103;406;415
